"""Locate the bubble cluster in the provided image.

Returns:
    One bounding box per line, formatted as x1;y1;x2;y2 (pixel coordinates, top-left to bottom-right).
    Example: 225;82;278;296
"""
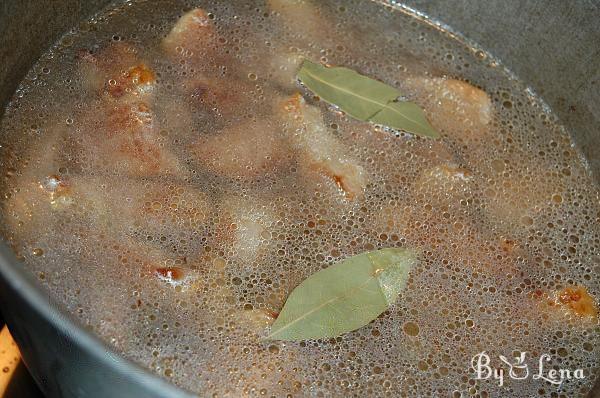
0;0;598;397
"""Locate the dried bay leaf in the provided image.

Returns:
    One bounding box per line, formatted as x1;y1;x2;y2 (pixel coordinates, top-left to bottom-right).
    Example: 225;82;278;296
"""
266;248;418;341
297;59;400;120
370;100;440;138
297;60;440;138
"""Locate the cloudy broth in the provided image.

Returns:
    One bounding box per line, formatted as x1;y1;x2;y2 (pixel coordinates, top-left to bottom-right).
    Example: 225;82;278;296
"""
0;0;598;396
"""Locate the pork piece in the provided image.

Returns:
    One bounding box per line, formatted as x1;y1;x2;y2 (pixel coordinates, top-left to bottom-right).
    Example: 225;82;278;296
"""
75;99;185;177
190;118;292;181
76;41;187;178
162;7;279;123
265;0;335;92
161;8;239;77
482;165;563;231
412;162;476;214
2;127;73;243
267;0;331;48
279;94;368;200
78;42;156;100
4;172;72;246
533;285;598;325
161;8;216;60
269;51;305;90
402;76;493;143
231;307;277;336
152;94;194;143
374;203;523;279
182;75;260;120
215;196;277;265
66;177;211;253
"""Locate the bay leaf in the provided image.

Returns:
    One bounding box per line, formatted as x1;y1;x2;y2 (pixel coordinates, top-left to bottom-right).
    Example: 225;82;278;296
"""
297;59;440;138
370;101;440;138
297;59;400;121
266;247;418;341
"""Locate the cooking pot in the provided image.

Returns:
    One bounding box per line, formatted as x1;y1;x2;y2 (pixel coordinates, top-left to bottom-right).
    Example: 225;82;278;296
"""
0;1;598;397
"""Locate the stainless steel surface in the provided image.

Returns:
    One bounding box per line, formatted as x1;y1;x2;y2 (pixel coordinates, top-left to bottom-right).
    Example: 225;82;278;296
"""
0;0;598;397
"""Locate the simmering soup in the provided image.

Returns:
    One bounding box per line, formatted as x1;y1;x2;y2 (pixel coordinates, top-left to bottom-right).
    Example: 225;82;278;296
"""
1;0;598;396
